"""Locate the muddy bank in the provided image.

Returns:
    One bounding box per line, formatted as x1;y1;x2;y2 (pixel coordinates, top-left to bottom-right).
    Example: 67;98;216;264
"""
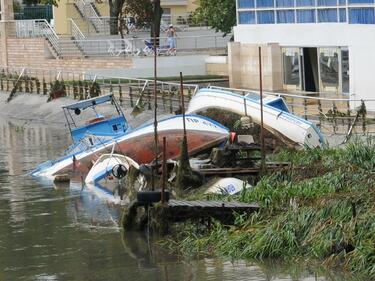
0;92;167;129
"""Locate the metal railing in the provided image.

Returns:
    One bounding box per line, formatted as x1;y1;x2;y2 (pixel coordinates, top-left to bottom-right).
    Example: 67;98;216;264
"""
57;35;229;58
161;13;208;28
15;19;61;57
69;18;86;40
0;65;199;113
14;19;229;58
74;0;107;34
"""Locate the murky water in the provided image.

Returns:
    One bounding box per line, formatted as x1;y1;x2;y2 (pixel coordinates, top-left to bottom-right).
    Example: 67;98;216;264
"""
0;117;360;281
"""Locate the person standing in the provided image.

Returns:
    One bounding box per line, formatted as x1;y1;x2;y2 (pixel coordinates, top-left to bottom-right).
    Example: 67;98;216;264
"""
166;25;177;55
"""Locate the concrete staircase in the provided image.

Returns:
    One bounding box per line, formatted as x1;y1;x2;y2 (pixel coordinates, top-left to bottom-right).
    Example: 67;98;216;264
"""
59;35;85;59
73;0;109;35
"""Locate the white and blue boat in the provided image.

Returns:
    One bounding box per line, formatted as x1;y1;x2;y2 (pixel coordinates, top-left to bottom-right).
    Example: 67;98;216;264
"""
187;88;325;148
31;94;230;179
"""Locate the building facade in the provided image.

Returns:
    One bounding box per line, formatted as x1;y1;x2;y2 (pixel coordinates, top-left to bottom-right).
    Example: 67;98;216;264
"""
53;0;200;35
230;0;375;104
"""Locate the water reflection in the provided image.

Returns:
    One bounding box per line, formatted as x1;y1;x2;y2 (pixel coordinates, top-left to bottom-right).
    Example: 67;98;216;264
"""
0;117;362;281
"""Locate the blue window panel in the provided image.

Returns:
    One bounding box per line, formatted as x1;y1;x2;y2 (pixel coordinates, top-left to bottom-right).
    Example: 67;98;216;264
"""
317;0;337;5
348;0;373;3
238;0;255;8
318;9;338;21
239;11;256;24
297;9;316;22
276;0;294;7
339;0;346;5
296;0;315;6
277;10;296;22
257;10;275;23
339;8;347;21
349;8;375;23
256;0;274;7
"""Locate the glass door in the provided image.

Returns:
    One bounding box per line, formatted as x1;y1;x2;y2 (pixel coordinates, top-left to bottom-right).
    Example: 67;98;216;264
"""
341;48;350;94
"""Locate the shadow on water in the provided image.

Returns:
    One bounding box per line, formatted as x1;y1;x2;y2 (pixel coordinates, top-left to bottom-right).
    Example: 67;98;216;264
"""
0;116;364;281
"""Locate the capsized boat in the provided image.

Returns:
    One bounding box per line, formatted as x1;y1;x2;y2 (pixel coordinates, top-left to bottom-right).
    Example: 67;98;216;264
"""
204;177;252;195
85;153;139;184
31;95;230;179
187;88;325;148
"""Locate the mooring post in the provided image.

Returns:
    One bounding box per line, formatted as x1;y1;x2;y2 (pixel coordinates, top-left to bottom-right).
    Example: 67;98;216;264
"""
129;86;133;107
152;30;159;192
119;85;123;106
258;46;266;174
161;137;167;204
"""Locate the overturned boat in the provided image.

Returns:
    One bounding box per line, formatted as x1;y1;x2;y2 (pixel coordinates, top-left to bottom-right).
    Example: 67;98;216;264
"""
31;94;229;179
187;88;325;148
85;153;139;184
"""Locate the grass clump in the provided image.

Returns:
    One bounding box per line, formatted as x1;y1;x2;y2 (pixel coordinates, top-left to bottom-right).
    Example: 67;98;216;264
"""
164;138;375;277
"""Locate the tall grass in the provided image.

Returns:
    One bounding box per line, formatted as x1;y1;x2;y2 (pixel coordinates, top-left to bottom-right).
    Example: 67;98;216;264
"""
165;138;375;277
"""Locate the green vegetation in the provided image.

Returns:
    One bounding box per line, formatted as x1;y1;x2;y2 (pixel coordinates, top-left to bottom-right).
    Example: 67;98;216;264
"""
193;0;236;36
164;139;375;277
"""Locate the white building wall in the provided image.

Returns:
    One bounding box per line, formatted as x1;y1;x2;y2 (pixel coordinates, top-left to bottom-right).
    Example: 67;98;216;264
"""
234;23;375;109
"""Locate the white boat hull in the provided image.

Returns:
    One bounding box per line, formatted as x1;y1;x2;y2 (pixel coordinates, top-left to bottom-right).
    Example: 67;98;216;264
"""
32;114;229;179
187;88;324;148
85;154;139;184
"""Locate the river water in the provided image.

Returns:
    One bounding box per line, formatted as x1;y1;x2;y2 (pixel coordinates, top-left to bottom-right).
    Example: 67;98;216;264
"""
0;117;359;281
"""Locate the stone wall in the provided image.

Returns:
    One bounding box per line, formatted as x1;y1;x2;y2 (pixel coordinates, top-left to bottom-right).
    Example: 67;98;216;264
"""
3;38;132;73
205;56;228;76
228;42;283;91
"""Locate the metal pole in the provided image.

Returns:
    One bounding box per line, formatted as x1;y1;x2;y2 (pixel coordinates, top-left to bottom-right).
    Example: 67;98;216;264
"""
258;46;266;173
152;31;158;191
161;137;167;204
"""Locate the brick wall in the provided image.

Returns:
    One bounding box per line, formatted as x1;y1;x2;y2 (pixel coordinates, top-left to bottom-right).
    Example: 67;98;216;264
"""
3;38;132;73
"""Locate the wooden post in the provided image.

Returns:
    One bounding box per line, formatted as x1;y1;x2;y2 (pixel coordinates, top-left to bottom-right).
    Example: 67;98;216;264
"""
119;85;123;106
161;137;167;204
129;86;134;107
258;47;266;174
152;31;159;191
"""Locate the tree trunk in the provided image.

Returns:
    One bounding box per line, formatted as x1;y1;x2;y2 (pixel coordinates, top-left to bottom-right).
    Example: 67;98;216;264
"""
109;0;125;35
151;0;163;45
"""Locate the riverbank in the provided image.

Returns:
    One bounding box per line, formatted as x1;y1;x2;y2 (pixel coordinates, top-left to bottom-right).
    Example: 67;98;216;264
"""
163;140;375;278
0;92;163;129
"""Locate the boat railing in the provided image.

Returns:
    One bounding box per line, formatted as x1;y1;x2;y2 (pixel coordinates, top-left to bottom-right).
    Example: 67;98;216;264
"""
205;85;375;139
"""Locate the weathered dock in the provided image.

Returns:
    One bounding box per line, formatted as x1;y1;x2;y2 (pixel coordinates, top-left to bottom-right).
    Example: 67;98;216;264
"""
166;199;259;222
198;162;290;176
122;196;259;233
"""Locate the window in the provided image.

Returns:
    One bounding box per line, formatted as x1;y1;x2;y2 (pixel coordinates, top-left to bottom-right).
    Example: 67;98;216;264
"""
283;49;300;85
339;0;346;5
339;8;346;21
239;11;256;23
276;0;294;7
341;49;350;93
318;9;338;22
256;0;274;7
257;10;275;23
238;0;255;8
319;48;339;88
349;8;375;24
317;0;337;5
348;0;374;3
297;9;316;22
277;10;296;22
296;0;315;6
